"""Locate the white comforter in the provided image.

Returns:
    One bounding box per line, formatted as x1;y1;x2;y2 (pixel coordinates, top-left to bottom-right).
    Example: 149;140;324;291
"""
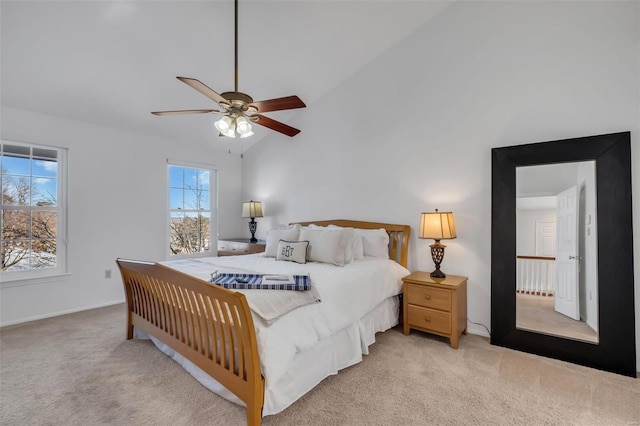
162;254;409;386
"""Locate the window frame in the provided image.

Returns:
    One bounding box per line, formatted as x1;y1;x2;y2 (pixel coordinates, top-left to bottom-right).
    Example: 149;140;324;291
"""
166;160;218;260
1;140;68;283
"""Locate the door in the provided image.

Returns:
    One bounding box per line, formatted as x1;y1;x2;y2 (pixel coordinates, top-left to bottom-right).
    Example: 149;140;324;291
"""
555;186;580;320
535;221;556;257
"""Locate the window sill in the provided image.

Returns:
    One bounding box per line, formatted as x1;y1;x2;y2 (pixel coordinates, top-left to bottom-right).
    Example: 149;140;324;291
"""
0;272;72;288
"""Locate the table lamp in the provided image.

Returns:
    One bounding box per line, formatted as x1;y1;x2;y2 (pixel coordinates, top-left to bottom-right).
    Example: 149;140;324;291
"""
419;209;457;278
242;200;263;243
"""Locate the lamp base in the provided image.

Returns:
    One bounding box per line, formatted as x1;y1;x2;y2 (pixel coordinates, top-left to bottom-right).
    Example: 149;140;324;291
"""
248;218;258;243
430;269;446;279
430;240;447;279
429;269;447;278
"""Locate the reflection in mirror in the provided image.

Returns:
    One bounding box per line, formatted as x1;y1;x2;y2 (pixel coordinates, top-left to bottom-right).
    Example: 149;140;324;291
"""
515;161;598;343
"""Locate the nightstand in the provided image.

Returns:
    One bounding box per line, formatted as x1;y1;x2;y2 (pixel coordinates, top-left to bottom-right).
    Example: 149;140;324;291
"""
217;238;266;256
402;272;467;349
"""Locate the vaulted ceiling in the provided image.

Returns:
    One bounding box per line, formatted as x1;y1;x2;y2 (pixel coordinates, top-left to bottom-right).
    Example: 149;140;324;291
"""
1;1;452;151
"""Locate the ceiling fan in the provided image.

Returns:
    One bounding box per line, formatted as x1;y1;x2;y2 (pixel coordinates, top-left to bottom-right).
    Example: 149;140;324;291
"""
151;0;306;138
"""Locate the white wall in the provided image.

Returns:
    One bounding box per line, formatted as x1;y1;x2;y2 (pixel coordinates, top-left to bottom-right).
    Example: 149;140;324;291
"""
241;1;640;365
0;106;243;326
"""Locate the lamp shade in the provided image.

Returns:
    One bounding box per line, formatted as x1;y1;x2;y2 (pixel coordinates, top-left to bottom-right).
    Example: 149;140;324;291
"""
215;116;234;136
241;201;263;218
235;116;253;137
419;210;456;240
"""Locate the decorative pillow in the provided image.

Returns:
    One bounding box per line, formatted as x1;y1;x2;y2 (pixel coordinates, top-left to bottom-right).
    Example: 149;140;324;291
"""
354;228;389;258
298;228;346;266
265;226;301;257
276;240;309;264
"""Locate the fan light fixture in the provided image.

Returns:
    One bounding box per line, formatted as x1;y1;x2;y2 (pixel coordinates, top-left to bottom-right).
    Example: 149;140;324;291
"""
235;116;254;138
215;116;233;134
150;0;306;138
215;115;254;138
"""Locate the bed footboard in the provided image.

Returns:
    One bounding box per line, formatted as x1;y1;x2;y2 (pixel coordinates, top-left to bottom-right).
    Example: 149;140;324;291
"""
116;259;264;426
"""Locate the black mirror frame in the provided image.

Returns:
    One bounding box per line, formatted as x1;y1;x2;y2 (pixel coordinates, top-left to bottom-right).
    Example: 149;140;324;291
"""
491;131;636;377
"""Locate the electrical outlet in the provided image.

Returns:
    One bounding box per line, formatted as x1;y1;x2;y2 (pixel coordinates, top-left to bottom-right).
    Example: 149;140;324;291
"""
104;269;112;279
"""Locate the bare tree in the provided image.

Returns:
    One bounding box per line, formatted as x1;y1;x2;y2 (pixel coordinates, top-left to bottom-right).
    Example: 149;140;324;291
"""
1;168;57;270
169;182;210;255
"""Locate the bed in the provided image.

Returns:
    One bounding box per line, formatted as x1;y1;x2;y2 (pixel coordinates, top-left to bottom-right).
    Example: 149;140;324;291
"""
116;219;410;425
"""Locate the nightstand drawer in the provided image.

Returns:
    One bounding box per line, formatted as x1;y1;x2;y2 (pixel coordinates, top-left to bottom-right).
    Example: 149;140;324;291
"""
217;239;266;256
406;284;451;311
218;241;251;254
407;305;451;335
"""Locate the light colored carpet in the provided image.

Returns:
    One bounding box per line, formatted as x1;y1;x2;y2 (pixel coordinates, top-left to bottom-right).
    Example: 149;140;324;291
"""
1;304;638;425
516;293;598;343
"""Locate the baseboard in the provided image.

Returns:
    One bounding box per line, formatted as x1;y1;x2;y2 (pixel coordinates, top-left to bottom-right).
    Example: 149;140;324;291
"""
466;323;490;338
0;299;125;328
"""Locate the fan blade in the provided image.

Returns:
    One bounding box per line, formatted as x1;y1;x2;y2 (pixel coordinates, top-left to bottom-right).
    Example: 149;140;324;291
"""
176;77;229;106
248;95;306;113
151;109;221;116
253;114;301;137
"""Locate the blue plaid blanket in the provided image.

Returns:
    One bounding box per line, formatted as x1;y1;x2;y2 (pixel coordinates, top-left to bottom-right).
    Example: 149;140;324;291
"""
211;273;311;291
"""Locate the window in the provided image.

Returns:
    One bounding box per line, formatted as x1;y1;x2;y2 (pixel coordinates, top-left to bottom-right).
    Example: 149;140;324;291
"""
1;141;67;280
168;163;217;257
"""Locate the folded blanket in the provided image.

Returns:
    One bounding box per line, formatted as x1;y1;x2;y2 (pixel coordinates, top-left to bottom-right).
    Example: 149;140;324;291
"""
211;272;311;291
161;259;321;325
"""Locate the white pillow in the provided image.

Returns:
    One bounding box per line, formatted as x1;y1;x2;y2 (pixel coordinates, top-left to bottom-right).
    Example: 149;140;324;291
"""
354;228;389;258
276;240;308;264
343;230;355;264
328;225;364;261
265;226;301;257
306;224;354;264
353;234;364;260
299;228;346;266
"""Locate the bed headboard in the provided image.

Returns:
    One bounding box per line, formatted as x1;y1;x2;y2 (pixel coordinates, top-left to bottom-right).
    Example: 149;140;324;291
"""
293;219;411;268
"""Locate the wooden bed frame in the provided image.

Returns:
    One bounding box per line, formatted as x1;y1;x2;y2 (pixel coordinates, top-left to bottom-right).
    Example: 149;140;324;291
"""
116;220;410;425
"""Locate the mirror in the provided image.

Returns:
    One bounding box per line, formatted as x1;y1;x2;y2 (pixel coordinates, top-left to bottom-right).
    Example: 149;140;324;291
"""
491;132;636;377
516;161;598;344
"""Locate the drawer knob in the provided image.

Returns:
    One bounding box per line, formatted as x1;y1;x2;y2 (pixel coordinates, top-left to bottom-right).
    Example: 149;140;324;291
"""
425;295;431;300
424;317;431;323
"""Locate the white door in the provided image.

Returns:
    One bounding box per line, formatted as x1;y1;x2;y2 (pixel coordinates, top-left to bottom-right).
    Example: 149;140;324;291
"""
535;221;556;257
555;186;580;320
